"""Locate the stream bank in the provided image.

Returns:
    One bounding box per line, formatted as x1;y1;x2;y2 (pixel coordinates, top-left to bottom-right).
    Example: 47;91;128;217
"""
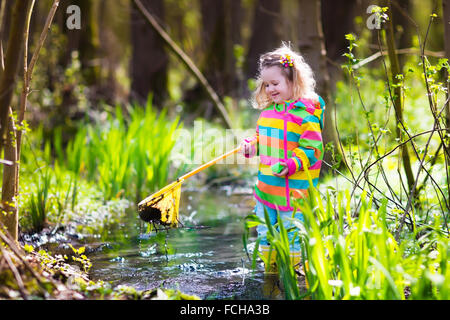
87;186;285;299
12;184;291;300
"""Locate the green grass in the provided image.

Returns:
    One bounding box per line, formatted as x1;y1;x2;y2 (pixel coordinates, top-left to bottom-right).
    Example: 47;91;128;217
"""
18;98;182;233
242;45;450;299
28;168;51;233
245;184;449;300
52;97;181;203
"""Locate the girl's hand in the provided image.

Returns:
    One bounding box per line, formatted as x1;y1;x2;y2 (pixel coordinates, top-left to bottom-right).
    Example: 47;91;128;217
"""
240;140;251;156
272;162;289;177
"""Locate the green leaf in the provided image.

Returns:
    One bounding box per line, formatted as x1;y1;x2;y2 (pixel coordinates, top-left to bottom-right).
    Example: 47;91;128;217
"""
244;214;264;228
345;33;356;41
24;244;34;253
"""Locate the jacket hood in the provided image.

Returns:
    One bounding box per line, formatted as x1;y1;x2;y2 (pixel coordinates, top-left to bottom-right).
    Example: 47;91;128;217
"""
293;96;325;124
271;96;325;128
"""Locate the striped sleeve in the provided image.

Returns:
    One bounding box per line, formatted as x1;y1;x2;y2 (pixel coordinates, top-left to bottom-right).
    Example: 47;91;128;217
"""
286;104;325;176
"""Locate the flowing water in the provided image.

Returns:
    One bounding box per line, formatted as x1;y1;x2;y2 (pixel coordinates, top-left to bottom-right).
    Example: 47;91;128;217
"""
87;186;285;300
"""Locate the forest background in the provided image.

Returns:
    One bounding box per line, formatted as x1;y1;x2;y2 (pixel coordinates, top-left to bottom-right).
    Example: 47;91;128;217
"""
0;0;449;300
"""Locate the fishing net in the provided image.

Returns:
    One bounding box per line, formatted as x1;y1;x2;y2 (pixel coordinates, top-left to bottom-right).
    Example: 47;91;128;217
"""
137;138;255;228
138;180;182;227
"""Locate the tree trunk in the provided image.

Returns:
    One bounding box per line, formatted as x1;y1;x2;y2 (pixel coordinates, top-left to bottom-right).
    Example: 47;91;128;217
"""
54;1;81;68
199;0;241;97
0;0;14;73
133;0;233;128
385;0;415;193
0;0;13;44
321;0;359;63
298;0;345;174
2;0;59;242
0;0;31;155
1;107;17;241
391;0;412;69
0;0;14;62
0;0;34;241
78;0;101;86
183;0;242;118
130;0;168;107
245;0;282;80
443;0;450;131
50;0;101;98
228;0;244;98
97;0;121;105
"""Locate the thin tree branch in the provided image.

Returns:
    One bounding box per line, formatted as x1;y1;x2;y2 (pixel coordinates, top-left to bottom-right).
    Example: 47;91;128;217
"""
0;223;46;284
353;47;445;69
362;128;450;212
0;241;27;299
0;0;6;71
396;1;450;240
26;0;60;79
16;0;60;201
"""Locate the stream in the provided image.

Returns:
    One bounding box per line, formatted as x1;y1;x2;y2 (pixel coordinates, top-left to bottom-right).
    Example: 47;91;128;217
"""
87;186;285;300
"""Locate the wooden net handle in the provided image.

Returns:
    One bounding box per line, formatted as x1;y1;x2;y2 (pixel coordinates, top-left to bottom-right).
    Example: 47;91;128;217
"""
138;137;257;207
178;137;257;181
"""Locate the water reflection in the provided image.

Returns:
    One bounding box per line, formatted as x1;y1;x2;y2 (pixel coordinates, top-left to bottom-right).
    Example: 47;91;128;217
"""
88;187;285;300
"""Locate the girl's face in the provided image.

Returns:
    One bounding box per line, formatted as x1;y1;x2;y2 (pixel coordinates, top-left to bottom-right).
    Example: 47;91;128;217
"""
261;66;293;104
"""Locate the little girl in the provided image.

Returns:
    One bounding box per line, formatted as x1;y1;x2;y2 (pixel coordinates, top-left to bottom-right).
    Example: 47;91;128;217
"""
241;44;325;270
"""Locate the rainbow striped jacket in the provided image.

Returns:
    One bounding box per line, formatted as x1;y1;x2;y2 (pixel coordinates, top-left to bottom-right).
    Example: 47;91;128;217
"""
245;97;325;211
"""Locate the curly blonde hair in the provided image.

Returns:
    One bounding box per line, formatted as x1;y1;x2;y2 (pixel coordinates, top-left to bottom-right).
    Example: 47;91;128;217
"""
251;43;318;109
